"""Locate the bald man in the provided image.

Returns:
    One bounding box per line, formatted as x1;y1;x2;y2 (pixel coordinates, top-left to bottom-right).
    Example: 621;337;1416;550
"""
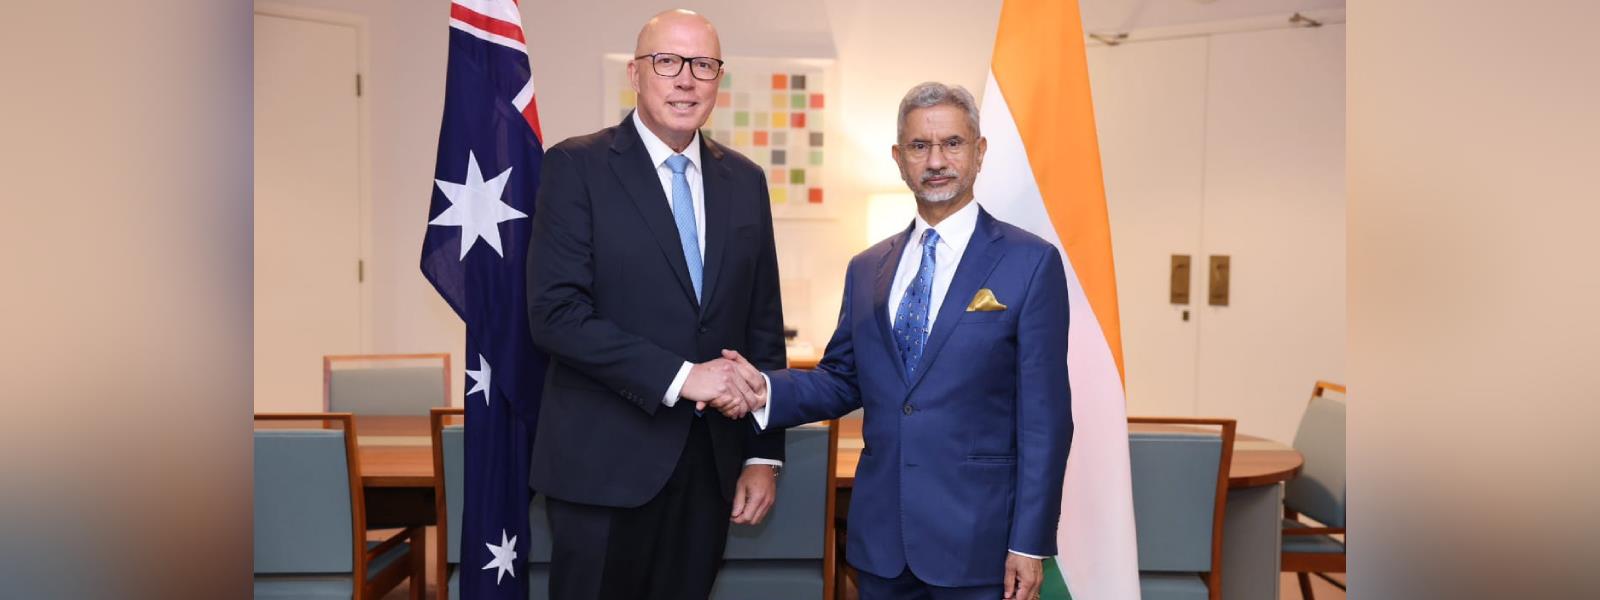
524;9;786;600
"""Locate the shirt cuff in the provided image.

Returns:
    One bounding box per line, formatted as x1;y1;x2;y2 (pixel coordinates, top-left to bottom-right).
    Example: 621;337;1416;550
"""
1008;549;1046;559
743;458;784;468
750;373;772;430
662;361;692;407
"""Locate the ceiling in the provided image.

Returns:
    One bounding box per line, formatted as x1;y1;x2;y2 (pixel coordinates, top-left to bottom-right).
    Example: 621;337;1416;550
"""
1079;0;1344;33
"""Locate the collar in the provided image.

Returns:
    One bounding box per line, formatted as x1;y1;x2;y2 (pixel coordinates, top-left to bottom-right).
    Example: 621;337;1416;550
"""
631;110;701;172
909;199;980;255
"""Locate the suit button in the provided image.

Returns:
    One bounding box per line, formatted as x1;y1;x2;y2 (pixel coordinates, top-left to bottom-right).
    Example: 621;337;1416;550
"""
903;403;914;415
698;326;709;334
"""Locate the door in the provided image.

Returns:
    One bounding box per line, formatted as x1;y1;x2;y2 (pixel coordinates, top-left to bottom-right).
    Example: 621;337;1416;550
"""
254;12;363;412
1196;24;1346;441
1088;24;1346;441
1088;37;1209;418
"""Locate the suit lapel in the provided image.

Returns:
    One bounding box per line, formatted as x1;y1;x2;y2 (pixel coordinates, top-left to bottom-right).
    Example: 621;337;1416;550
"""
873;225;913;384
607;113;699;309
698;138;733;310
906;208;1007;391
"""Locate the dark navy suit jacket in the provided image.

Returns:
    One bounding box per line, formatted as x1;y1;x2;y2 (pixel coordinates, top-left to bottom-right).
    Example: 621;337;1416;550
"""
525;114;786;508
763;207;1072;587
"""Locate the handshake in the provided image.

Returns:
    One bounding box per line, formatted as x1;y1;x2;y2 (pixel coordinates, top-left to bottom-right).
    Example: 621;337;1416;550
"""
680;349;767;419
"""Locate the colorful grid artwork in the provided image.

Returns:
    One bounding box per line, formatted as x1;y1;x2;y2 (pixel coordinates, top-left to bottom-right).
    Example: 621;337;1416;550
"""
605;55;831;214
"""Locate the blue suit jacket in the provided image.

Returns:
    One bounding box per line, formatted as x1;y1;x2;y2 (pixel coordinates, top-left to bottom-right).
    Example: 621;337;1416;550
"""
763;207;1073;587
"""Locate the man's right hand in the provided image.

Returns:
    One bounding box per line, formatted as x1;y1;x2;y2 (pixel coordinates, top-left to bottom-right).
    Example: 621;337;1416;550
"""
721;349;767;412
680;358;757;419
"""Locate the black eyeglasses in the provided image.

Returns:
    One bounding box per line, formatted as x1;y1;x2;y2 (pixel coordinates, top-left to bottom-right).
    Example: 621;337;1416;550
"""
634;52;724;81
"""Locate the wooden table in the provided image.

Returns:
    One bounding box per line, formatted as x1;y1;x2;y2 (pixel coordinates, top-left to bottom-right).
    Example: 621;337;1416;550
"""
356;353;824;487
355;416;435;486
352;416;437;528
832;419;1301;488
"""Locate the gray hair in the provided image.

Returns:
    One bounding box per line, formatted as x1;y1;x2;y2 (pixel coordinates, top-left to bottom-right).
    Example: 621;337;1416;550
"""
896;82;980;142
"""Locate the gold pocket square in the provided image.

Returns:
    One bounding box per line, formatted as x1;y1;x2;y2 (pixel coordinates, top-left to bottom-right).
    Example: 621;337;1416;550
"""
966;288;1008;312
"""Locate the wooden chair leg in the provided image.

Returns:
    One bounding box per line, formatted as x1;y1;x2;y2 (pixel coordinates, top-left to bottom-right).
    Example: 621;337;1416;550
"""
1315;572;1346;590
840;565;859;600
410;526;427;600
1297;572;1315;600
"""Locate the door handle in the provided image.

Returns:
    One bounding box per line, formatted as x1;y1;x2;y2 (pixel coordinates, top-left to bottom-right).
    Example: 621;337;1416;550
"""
1177;254;1190;320
1208;255;1230;306
1170;254;1191;305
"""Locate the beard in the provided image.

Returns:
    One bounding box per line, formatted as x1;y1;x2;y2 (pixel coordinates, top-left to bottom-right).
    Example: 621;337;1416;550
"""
911;167;963;203
917;186;959;203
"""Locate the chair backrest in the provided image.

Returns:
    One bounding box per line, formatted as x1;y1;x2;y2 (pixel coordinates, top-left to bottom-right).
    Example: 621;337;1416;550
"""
1127;418;1236;576
254;414;363;575
325;353;450;415
1286;382;1347;528
723;423;829;559
432;412;464;566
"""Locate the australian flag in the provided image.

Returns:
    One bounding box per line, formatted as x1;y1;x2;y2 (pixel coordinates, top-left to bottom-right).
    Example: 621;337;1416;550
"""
419;1;546;598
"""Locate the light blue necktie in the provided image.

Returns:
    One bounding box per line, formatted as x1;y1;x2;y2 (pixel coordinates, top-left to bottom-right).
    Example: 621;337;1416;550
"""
666;155;705;417
665;154;703;302
893;229;940;378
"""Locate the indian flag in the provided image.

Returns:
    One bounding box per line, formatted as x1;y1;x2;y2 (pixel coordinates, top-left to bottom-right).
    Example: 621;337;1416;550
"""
971;0;1140;598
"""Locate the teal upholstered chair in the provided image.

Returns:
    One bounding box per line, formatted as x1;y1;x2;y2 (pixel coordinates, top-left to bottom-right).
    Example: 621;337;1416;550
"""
432;408;463;600
324;354;450;416
1282;381;1347;599
434;410;836;600
711;422;833;600
1127;417;1237;600
254;413;424;600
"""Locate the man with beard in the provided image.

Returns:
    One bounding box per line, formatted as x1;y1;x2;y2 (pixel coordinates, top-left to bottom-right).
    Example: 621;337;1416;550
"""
727;82;1073;600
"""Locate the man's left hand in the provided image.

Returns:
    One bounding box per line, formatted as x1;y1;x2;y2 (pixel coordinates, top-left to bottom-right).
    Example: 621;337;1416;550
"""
730;464;777;525
1003;554;1043;600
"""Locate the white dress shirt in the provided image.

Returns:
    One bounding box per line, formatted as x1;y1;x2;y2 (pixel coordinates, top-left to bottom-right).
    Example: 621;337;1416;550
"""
754;199;979;429
631;110;705;410
756;200;1040;558
633;112;779;469
886;200;980;331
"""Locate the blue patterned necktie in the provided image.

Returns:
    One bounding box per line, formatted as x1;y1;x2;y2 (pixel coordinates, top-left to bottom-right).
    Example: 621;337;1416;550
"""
893;229;940;378
665;154;702;302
